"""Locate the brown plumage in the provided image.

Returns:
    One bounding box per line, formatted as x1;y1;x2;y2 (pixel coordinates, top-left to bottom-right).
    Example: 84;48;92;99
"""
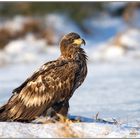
0;32;87;122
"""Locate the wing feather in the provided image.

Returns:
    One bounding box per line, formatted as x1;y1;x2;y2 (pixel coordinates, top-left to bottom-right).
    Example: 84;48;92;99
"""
2;59;79;121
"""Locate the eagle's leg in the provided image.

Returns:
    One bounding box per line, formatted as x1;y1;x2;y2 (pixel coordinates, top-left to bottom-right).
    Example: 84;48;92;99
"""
55;101;69;117
45;101;69;121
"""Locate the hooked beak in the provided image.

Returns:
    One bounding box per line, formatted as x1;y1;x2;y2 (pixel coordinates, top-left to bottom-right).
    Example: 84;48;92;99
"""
73;38;86;46
82;39;86;46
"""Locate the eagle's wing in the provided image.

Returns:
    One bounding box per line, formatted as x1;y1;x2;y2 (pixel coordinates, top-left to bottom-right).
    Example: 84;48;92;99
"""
0;60;79;121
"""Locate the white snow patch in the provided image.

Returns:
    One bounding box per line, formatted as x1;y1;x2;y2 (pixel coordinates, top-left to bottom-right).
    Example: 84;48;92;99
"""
1;34;47;64
120;29;140;49
0;16;29;32
90;43;125;61
0;122;139;138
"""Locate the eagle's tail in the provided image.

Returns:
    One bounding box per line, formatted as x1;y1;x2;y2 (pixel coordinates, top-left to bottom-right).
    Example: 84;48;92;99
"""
0;104;8;121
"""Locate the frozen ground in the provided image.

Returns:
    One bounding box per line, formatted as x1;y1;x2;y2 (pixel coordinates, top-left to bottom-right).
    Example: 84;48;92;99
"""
0;45;140;138
0;120;140;138
0;13;140;138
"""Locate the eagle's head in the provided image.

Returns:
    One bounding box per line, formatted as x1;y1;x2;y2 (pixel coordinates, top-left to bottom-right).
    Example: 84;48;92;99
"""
60;32;86;60
60;32;86;48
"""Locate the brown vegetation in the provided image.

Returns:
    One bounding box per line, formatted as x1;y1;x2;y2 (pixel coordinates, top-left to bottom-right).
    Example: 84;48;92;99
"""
0;17;57;49
123;2;140;24
55;115;83;138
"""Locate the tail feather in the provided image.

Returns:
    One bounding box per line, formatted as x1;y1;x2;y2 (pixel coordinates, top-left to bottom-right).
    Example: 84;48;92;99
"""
0;104;8;121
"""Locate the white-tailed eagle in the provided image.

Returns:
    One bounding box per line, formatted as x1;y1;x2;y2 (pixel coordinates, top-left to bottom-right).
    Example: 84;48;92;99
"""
0;32;87;122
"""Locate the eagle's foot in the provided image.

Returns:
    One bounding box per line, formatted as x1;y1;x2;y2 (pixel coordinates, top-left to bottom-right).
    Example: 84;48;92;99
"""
54;113;73;123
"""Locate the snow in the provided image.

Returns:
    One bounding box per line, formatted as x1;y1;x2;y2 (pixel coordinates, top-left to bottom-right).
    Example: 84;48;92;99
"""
0;16;29;32
0;121;139;138
45;13;83;43
120;29;140;49
89;43;125;61
0;13;140;138
0;34;47;65
0;48;140;138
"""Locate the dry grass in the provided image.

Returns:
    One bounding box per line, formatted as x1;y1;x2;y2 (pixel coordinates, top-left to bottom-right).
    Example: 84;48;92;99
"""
129;129;139;137
0;28;12;49
57;122;83;137
35;114;84;138
53;114;83;138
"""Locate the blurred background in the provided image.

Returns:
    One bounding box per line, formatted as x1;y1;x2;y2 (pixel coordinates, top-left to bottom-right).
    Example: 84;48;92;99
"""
0;2;140;124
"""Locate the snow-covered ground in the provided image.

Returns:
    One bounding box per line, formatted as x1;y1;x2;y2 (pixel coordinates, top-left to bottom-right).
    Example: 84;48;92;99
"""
0;121;140;138
0;41;140;138
0;12;140;138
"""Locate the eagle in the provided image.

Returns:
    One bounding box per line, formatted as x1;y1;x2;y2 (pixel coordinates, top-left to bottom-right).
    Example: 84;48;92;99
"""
0;32;87;122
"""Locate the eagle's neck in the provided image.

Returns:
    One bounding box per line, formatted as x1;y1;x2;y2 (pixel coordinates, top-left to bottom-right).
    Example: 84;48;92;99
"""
60;45;87;63
60;45;88;94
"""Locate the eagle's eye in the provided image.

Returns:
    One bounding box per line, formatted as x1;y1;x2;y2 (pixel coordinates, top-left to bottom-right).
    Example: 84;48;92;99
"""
69;38;74;43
